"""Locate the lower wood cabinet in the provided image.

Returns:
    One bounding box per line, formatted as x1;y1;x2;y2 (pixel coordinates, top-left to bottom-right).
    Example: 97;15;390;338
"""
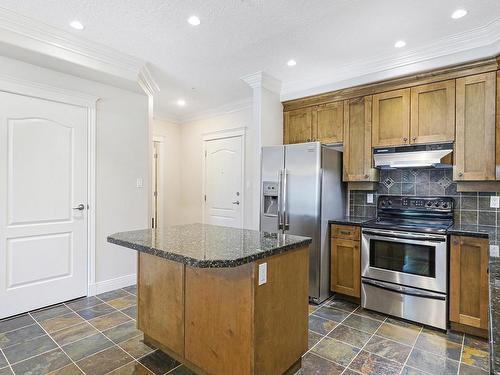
450;235;489;331
330;225;360;298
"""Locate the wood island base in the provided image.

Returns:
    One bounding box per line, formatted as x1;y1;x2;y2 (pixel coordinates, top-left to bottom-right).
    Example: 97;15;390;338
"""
137;246;309;375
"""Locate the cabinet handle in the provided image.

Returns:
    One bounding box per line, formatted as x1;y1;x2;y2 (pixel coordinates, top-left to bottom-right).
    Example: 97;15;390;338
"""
339;230;352;235
458;172;464;177
403;137;408;142
412;137;417;141
364;174;369;179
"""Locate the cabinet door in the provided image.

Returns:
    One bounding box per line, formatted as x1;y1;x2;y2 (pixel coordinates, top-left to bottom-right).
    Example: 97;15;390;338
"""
454;72;496;181
450;236;489;329
330;238;360;298
343;96;378;182
410;80;455;144
316;101;343;144
372;88;411;147
284;108;314;144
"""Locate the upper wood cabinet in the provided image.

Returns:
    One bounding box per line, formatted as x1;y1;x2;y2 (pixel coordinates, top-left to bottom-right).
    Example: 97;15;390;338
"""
284;107;314;144
343;96;378;182
454;72;496;181
410;80;455;144
284;102;344;145
372;88;411;147
450;235;489;330
315;101;344;144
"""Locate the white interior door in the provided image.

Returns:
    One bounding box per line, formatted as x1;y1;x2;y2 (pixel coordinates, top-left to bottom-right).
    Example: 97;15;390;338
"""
204;136;243;228
0;91;88;319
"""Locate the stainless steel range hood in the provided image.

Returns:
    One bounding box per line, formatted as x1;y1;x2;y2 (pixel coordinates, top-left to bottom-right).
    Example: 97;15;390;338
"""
373;143;453;169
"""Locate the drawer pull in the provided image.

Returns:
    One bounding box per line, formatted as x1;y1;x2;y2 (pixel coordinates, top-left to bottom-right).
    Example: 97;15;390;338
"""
339;230;352;235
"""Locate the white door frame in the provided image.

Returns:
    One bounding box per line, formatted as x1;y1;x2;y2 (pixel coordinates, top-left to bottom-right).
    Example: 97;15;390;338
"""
0;74;99;297
152;136;164;229
202;127;246;228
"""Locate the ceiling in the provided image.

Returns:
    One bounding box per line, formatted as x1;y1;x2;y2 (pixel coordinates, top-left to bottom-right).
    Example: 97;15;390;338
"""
0;0;499;122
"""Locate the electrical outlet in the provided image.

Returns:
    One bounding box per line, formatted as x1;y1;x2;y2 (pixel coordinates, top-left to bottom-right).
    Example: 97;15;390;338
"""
258;263;267;285
367;194;374;204
491;245;499;258
136;178;144;188
491;196;500;208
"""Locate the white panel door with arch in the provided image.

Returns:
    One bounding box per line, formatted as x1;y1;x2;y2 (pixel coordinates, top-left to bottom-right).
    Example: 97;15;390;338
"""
204;136;243;228
0;91;88;319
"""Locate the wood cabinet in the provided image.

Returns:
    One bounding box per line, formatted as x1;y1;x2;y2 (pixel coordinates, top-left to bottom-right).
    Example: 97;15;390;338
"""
454;72;496;181
284;107;314;144
410;80;455;144
330;225;360;298
372;88;411;147
343;96;378;182
450;235;489;330
315;101;344;144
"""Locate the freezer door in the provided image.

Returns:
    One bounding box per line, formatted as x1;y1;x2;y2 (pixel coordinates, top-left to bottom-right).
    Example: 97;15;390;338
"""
260;146;284;233
284;142;322;300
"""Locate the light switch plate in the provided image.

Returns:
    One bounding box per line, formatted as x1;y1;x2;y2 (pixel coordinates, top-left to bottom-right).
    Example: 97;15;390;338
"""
136;178;144;188
491;245;500;258
491;196;500;208
258;263;267;285
367;194;374;204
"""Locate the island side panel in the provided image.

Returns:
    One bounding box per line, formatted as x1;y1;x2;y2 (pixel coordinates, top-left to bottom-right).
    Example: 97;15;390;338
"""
185;263;254;375
253;246;309;375
137;252;185;357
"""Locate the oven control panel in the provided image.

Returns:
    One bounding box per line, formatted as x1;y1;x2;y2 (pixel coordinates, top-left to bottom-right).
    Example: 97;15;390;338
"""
378;196;454;212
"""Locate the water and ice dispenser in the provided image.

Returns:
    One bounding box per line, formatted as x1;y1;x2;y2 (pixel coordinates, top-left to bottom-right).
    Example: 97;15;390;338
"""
262;181;279;216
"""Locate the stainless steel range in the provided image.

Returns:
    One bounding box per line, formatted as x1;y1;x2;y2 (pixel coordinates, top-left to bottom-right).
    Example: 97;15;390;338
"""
361;195;454;330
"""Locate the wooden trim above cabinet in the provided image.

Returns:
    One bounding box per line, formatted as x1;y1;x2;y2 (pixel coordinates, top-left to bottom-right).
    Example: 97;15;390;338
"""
283;57;499;112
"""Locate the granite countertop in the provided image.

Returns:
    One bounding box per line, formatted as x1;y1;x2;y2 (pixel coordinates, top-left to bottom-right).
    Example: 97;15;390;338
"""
328;216;375;226
107;223;312;268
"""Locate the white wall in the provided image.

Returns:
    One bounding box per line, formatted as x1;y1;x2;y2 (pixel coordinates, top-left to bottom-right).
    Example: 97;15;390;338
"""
181;107;257;229
0;55;150;291
152;119;182;227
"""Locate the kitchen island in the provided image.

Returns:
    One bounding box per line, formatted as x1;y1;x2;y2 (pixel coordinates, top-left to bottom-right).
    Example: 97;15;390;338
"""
108;223;312;375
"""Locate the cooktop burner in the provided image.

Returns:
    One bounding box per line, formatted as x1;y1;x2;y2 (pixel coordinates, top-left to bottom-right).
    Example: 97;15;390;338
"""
364;195;455;234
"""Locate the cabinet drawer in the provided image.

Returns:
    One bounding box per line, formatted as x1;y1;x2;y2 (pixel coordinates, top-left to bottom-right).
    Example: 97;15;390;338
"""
331;225;360;241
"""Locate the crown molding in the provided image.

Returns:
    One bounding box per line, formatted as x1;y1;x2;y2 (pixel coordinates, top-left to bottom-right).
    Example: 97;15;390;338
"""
241;71;281;93
138;64;160;98
281;17;500;101
175;98;253;124
0;7;158;95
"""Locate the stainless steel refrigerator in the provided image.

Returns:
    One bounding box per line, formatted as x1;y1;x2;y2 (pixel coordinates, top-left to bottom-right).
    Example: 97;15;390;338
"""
260;142;346;304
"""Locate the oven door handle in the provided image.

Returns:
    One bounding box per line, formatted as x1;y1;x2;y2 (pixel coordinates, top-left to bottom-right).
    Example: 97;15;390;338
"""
362;229;446;242
362;278;446;301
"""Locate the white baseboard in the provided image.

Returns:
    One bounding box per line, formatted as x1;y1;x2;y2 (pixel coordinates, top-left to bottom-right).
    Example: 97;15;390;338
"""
88;274;136;296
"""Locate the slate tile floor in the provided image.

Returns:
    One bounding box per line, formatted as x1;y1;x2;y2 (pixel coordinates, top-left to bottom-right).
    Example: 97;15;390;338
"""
0;288;490;375
300;296;490;375
0;285;194;375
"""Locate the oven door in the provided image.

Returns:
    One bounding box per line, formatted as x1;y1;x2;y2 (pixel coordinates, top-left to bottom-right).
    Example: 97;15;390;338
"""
361;228;447;293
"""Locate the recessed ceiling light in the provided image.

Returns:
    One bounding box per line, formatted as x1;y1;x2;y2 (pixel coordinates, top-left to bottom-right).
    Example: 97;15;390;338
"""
187;16;201;26
177;99;186;106
287;59;297;67
394;40;406;48
451;9;468;19
69;20;84;30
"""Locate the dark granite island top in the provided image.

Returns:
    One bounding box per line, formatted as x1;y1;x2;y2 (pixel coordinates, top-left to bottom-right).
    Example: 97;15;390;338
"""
328;216;375;227
107;223;312;268
108;223;311;374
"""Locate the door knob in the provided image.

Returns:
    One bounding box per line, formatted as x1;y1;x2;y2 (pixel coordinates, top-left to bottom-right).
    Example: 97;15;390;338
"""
72;204;85;211
232;201;240;205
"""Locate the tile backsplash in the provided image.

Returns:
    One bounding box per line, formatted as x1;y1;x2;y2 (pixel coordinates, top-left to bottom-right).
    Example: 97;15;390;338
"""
349;168;500;228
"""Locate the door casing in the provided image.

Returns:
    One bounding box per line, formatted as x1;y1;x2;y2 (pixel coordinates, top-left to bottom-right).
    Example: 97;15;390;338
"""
0;76;98;297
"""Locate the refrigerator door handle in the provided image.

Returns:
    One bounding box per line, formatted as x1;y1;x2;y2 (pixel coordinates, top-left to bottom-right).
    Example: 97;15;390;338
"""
283;168;289;230
277;170;283;230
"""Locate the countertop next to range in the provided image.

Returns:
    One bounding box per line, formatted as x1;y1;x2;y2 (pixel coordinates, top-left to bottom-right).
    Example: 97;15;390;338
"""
107;223;312;268
329;217;500;374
